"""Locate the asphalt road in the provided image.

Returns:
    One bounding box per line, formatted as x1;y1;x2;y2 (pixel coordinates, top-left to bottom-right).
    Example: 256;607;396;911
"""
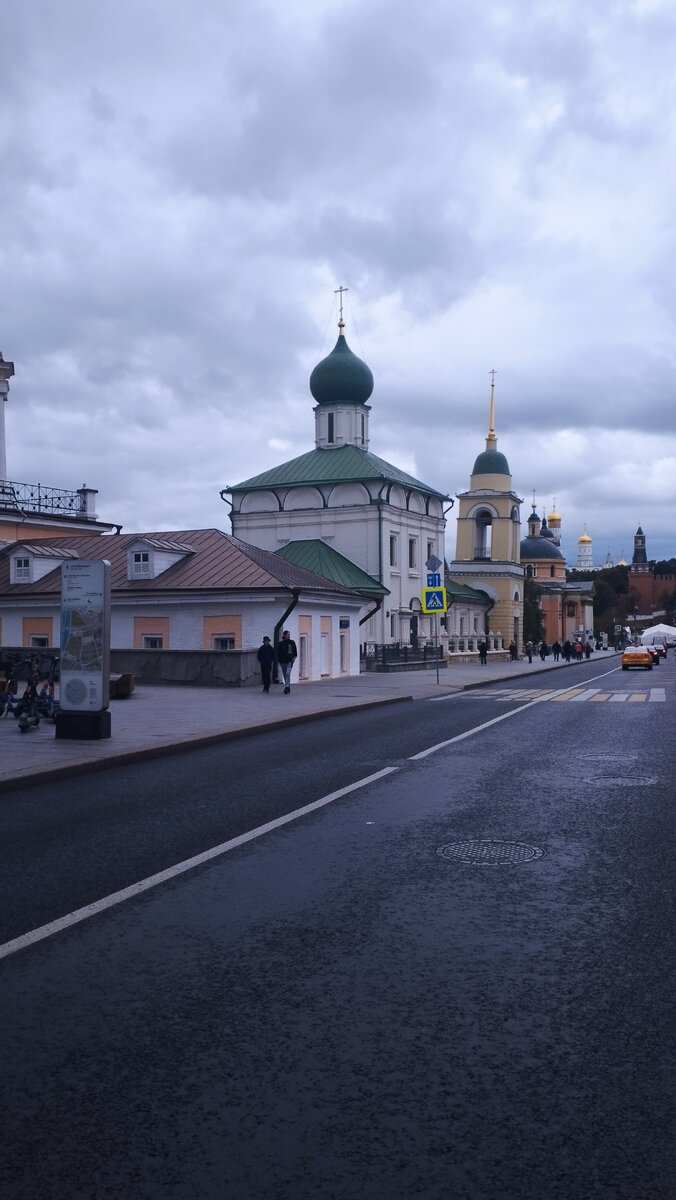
1;654;675;1199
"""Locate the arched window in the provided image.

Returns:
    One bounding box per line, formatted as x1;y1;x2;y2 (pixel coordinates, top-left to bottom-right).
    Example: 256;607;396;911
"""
474;509;493;560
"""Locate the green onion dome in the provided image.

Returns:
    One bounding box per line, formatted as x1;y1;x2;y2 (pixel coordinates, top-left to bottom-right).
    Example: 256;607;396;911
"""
310;329;374;407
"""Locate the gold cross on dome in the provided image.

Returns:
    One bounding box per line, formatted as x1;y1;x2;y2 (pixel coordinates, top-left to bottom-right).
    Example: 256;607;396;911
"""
334;285;348;323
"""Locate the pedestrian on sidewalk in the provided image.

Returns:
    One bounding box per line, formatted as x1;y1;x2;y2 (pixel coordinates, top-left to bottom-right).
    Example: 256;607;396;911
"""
539;640;549;661
277;629;298;694
478;638;488;665
525;640;533;664
257;636;275;693
508;640;518;661
563;639;572;662
552;640;561;661
584;640;593;659
574;639;583;661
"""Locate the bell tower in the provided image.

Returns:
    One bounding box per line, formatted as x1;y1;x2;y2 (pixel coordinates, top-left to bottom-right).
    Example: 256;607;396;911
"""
449;375;524;644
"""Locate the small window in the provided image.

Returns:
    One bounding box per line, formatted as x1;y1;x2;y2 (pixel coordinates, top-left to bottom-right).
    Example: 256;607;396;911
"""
426;541;434;561
550;565;555;578
132;551;151;577
30;635;49;648
15;557;30;582
142;635;163;649
213;636;235;650
408;538;417;570
360;413;365;444
339;617;350;630
389;535;398;568
327;413;334;444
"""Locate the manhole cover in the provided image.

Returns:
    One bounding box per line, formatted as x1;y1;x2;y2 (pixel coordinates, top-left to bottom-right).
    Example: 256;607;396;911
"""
436;839;545;866
583;776;657;787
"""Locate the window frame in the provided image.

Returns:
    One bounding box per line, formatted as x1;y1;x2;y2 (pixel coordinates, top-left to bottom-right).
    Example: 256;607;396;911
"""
13;556;31;583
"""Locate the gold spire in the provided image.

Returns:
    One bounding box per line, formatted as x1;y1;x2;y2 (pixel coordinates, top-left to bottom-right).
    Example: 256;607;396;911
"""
486;369;497;450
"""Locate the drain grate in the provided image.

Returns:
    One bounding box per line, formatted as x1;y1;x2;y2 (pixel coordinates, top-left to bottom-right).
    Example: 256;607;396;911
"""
436;839;545;866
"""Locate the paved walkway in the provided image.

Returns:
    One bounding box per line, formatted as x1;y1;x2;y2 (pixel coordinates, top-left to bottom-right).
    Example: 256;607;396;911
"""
0;652;621;790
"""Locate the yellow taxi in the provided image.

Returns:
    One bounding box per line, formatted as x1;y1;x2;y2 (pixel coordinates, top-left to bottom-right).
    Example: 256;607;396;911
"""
621;645;653;670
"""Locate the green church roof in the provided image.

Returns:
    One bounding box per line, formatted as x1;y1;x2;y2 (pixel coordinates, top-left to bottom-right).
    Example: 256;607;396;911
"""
275;540;388;596
230;444;448;499
444;577;494;604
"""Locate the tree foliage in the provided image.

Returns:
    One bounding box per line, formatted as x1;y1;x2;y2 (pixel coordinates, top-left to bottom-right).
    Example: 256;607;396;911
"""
566;565;629;634
523;576;545;644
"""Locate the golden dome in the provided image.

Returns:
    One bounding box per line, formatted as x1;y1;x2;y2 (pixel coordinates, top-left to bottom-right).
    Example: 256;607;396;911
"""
547;509;561;523
577;532;592;544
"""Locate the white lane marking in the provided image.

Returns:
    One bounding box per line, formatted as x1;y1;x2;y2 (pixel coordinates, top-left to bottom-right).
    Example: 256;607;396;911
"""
412;663;632;762
610;693;628;702
409;691;572;760
428;664;621;704
570;689;601;701
0;766;399;962
649;689;666;702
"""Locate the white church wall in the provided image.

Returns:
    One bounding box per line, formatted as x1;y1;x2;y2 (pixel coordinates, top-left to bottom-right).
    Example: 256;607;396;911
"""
328;483;371;507
284;488;323;511
239;491;278;514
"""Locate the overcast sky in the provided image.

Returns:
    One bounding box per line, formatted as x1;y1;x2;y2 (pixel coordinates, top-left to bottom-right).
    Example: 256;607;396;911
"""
3;0;676;565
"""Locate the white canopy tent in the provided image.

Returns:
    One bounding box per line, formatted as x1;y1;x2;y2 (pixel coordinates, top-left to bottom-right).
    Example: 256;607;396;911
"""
639;622;676;644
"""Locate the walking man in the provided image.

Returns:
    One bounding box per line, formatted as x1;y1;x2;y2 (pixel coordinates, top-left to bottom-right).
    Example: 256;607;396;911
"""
525;640;533;664
478;638;488;665
277;629;298;694
257;635;275;693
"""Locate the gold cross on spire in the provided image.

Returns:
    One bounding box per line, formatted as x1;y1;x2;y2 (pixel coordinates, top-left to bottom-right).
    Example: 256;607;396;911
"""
334;285;348;327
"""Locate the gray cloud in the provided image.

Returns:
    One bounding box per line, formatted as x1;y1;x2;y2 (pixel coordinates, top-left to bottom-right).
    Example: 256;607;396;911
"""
2;0;676;567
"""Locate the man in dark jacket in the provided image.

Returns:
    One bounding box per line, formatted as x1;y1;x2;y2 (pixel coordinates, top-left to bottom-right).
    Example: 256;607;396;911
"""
277;630;298;694
257;636;275;693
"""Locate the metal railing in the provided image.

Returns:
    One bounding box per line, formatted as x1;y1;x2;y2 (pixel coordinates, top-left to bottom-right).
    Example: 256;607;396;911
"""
360;641;443;670
0;480;85;515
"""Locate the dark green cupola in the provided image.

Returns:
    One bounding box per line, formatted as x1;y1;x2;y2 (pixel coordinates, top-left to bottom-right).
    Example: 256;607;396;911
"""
310;321;374;408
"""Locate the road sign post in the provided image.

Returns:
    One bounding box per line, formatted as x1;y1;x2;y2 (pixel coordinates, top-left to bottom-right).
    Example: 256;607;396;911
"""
422;572;447;684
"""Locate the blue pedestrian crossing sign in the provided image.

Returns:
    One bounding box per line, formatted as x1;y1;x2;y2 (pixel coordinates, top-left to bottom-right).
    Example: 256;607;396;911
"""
421;586;447;614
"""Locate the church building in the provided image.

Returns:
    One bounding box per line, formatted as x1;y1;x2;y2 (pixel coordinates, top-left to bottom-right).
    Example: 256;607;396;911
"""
224;312;454;646
521;507;595;643
446;381;524;647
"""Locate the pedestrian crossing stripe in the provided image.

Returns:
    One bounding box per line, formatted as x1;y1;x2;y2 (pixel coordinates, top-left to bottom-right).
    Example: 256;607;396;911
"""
460;687;666;704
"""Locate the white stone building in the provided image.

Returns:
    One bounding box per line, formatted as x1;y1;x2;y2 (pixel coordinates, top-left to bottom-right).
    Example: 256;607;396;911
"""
223;317;453;645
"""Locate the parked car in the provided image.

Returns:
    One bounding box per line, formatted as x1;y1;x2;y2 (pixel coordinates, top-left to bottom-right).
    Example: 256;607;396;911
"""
622;646;653;670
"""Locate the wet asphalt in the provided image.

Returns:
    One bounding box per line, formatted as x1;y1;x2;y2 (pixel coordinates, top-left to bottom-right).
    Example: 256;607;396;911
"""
1;653;674;1199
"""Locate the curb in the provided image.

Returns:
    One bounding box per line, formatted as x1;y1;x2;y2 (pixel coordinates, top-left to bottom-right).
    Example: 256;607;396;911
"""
0;694;413;794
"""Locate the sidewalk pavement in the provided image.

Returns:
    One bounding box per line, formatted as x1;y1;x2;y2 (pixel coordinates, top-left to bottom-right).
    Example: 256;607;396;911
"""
0;652;621;791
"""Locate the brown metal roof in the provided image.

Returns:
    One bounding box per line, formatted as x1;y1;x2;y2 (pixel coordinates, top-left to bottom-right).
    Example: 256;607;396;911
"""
0;529;357;597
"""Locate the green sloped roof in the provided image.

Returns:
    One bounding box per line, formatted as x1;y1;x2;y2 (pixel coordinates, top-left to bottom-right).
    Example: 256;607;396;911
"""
275;540;388;597
230;445;448;499
444;577;494;605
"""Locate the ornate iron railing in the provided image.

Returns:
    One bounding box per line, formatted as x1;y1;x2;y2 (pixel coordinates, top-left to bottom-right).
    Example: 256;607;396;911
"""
360;641;443;668
0;480;85;515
